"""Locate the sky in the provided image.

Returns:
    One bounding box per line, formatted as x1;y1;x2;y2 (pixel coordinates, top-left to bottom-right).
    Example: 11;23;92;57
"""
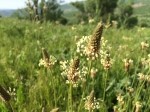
0;0;82;9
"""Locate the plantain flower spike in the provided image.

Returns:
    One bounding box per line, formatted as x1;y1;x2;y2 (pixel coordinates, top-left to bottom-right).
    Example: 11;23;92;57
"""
39;48;57;68
86;22;103;60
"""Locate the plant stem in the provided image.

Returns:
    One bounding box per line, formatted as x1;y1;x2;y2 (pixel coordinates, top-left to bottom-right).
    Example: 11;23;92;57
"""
131;80;145;112
6;102;14;112
68;84;73;112
49;69;57;107
103;71;108;101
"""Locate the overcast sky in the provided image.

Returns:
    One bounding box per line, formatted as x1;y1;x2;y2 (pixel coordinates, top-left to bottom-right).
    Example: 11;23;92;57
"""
0;0;82;9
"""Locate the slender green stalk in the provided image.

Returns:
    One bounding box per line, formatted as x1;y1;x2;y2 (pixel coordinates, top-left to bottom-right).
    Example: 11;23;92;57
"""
103;71;108;101
88;60;92;78
6;102;14;112
52;77;57;107
49;69;57;107
131;80;145;112
68;84;73;112
78;84;86;112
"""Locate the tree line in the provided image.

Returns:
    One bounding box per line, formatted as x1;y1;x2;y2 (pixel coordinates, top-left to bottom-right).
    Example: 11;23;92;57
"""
10;0;137;28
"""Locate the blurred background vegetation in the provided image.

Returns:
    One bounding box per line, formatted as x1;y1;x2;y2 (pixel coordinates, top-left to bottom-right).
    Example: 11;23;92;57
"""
0;0;149;27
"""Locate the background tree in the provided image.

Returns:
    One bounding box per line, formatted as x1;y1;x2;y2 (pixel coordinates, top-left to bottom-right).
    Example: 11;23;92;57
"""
115;0;138;28
45;0;62;21
71;1;88;22
85;0;118;22
72;0;118;23
25;0;46;21
13;0;67;24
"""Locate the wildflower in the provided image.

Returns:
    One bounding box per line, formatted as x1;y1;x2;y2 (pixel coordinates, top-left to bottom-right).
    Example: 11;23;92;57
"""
101;51;113;70
76;23;111;61
123;58;133;72
90;68;98;78
84;90;100;111
76;35;90;56
137;73;150;83
39;48;57;68
126;87;134;93
60;57;86;87
81;66;88;76
141;54;150;69
89;18;95;24
116;93;124;106
113;106;118;112
137;73;145;81
71;26;76;30
67;57;80;84
8;87;16;97
76;23;104;60
135;101;142;112
86;22;103;60
141;41;149;50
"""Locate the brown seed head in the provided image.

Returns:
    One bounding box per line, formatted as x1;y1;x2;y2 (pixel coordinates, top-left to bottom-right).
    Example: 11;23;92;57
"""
68;57;80;82
85;90;95;110
0;85;11;102
87;22;103;59
42;48;49;63
88;90;94;104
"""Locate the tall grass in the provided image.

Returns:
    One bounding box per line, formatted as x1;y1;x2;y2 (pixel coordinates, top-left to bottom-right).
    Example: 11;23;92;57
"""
0;18;150;112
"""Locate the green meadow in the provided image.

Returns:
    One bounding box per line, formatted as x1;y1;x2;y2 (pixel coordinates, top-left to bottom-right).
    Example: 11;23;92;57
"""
0;17;150;112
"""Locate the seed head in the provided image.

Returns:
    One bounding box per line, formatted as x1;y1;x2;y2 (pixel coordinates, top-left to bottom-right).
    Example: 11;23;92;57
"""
101;51;113;70
135;101;142;112
123;58;133;72
42;48;49;63
84;90;100;111
0;85;11;102
68;57;80;83
141;41;149;50
90;68;98;78
86;22;103;60
39;48;57;68
85;90;95;111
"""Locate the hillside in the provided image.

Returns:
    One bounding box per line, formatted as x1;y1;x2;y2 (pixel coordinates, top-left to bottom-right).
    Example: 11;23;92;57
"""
0;9;16;17
133;0;150;26
60;3;79;23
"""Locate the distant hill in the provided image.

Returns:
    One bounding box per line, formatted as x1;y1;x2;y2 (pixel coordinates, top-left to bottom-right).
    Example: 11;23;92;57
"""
133;0;150;26
0;9;16;17
0;3;78;17
60;3;79;23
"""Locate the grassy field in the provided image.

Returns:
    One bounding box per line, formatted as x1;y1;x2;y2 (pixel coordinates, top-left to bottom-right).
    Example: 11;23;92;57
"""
133;0;150;26
0;18;150;112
